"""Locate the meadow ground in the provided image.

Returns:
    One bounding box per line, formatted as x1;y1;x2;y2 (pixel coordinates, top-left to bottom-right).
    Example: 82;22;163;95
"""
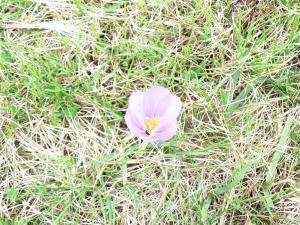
0;0;300;224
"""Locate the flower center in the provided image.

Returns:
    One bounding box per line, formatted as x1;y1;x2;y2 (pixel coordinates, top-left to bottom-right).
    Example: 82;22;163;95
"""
144;116;160;136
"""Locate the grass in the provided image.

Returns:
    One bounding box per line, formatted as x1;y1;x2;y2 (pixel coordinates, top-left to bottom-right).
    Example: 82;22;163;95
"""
0;0;299;224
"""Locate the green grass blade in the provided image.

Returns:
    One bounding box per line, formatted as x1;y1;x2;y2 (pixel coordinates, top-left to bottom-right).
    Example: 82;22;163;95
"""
266;116;294;183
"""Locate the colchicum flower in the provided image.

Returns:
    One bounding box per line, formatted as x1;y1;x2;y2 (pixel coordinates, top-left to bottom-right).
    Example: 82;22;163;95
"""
125;86;182;143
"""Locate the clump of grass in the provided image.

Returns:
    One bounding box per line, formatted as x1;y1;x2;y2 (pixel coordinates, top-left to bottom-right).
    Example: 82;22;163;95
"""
0;0;299;224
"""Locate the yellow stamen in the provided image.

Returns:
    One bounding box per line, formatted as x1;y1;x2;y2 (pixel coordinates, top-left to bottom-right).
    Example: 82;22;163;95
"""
144;116;160;136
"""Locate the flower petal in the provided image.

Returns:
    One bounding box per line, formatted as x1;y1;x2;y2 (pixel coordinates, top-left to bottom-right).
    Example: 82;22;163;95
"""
143;86;173;117
152;120;178;142
126;91;145;130
160;94;182;121
125;110;144;137
125;113;157;142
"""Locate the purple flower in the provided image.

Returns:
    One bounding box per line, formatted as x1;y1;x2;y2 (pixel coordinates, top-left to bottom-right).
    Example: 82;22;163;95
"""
125;86;182;143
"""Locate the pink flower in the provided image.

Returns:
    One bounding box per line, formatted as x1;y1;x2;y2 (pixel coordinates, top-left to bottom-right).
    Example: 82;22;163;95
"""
125;86;182;143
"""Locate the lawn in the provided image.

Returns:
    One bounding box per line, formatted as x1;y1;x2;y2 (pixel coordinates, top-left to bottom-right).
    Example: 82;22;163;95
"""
0;0;299;224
